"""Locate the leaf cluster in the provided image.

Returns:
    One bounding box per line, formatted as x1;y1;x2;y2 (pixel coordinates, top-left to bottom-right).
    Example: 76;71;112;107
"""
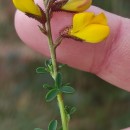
45;72;75;102
35;59;76;130
36;59;75;102
36;59;53;74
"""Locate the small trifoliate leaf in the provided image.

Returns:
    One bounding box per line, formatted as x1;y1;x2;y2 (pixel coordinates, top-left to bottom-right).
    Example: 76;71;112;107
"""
45;89;59;102
44;59;53;73
56;72;62;88
65;106;76;117
48;120;58;130
60;86;75;94
45;59;52;67
36;67;47;73
70;107;77;115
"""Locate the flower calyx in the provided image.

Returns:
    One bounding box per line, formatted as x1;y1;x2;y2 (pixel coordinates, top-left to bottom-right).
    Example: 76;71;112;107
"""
60;26;83;42
52;0;92;12
51;0;69;12
13;0;46;24
26;5;46;25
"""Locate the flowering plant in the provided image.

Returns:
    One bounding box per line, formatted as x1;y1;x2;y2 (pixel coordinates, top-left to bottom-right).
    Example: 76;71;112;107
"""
12;0;110;130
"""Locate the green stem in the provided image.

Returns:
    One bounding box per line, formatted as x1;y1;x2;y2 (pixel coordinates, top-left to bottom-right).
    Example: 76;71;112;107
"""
45;8;68;130
46;11;57;78
57;93;68;130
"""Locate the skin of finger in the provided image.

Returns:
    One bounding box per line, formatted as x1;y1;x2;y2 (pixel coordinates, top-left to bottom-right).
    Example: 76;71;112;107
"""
14;1;130;91
122;128;130;130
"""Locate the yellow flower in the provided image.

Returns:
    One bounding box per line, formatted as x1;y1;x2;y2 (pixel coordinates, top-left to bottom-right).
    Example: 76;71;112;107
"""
62;0;92;12
70;12;110;43
13;0;42;16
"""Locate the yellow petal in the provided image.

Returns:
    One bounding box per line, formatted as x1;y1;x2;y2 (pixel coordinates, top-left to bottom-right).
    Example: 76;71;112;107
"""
91;13;108;25
13;0;42;16
62;0;92;12
72;12;94;33
71;24;110;43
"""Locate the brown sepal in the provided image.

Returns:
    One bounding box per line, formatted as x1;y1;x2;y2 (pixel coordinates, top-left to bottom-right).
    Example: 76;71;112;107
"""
51;0;78;13
51;0;68;11
38;25;47;35
46;0;57;11
25;5;46;25
60;26;84;42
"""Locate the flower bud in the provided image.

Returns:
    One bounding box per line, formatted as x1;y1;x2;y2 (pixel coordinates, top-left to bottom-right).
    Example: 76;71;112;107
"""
62;0;92;12
13;0;42;17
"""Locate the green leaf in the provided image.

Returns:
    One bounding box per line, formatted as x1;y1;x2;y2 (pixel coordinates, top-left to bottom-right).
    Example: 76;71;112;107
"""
70;107;77;115
56;72;62;88
45;59;52;67
65;106;76;117
60;86;75;94
34;128;43;130
36;67;47;74
44;59;53;73
43;84;53;90
48;120;58;130
45;89;59;102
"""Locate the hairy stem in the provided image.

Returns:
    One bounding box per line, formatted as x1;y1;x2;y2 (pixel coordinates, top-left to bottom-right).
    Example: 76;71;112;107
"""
46;10;57;78
44;7;68;130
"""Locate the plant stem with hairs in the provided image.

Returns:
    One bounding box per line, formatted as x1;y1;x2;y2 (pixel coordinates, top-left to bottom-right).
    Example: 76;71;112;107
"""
44;2;68;130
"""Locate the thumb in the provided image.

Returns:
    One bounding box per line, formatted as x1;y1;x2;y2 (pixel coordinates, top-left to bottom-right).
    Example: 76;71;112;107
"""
14;5;130;91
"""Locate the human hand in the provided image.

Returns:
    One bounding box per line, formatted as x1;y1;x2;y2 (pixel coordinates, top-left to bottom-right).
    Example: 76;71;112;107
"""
14;2;130;93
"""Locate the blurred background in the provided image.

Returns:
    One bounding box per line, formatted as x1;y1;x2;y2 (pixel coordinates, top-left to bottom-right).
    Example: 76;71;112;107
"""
0;0;130;130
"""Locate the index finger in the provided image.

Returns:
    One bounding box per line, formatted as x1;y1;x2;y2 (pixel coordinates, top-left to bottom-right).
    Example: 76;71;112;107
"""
14;5;130;91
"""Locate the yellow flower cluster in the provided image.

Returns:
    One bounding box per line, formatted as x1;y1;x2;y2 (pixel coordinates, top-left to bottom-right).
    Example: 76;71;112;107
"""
70;12;110;43
12;0;110;43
